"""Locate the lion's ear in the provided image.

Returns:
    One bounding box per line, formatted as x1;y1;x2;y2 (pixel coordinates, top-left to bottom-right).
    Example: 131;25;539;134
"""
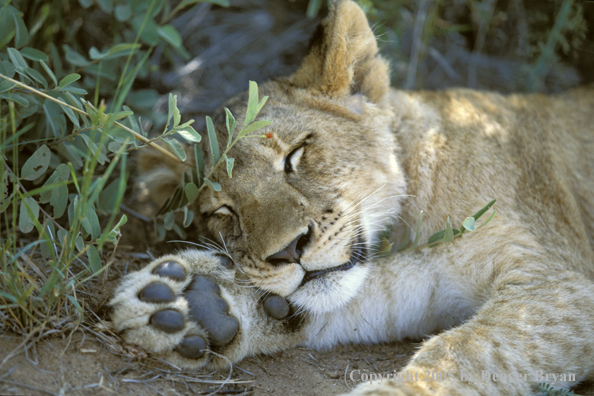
290;0;389;105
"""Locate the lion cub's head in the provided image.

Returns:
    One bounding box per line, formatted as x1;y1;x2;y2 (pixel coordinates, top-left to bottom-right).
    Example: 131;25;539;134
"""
198;0;406;314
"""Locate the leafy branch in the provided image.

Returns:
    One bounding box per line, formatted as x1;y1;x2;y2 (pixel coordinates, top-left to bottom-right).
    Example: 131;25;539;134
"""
0;72;186;165
376;199;497;256
154;81;272;239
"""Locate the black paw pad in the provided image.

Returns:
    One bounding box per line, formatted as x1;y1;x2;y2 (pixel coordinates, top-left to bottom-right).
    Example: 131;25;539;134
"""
139;282;175;302
175;335;206;359
150;309;184;333
263;295;290;320
186;276;239;347
153;261;186;281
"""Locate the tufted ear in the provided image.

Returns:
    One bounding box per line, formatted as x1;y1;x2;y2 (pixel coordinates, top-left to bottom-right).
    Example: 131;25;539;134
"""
289;0;390;104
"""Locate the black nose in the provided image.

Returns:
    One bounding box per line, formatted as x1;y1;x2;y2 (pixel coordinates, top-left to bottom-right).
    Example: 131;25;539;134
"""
266;227;311;266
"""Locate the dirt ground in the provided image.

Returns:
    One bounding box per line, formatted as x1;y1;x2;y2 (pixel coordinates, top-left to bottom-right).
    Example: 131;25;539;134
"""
0;332;419;396
2;0;594;395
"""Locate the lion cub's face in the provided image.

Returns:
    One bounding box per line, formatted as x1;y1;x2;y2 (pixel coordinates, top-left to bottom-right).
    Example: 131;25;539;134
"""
198;1;406;313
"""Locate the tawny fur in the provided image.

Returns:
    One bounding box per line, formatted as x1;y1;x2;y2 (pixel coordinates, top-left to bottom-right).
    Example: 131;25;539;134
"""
115;1;594;394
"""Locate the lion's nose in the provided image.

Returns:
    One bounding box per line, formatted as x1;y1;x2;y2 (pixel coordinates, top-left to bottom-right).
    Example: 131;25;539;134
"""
266;227;311;266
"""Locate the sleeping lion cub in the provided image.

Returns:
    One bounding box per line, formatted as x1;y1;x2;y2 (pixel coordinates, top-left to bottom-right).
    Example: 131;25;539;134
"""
110;1;594;394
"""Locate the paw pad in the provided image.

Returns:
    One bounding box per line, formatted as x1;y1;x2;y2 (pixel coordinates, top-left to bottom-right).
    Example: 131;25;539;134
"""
263;295;290;320
186;276;239;347
153;261;186;280
175;335;206;359
150;309;185;333
139;282;175;302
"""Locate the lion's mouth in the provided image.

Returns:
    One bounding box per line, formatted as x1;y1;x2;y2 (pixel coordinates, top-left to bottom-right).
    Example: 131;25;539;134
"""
300;236;367;286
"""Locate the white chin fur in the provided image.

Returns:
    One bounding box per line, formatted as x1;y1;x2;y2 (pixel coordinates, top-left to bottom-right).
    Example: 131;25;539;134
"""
288;264;370;314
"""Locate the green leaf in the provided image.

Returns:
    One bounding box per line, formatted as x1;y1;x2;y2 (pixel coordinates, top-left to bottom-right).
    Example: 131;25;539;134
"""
102;215;127;244
96;0;113;13
60;102;80;127
20;47;48;62
82;204;101;239
75;234;84;251
0;6;16;50
12;12;29;48
25;67;47;89
0;60;16;78
480;210;497;228
183;207;194;228
115;4;132;21
245;80;259;125
239;120;271;137
175;123;201;143
64;47;90;67
50;177;68;218
462;217;475;232
223;154;234;178
0;92;29;107
19;197;39;233
78;0;93;8
206;116;220;164
409;211;424;250
444;217;455;242
130;15;159;46
163;211;175;230
7;47;28;68
40;164;69;203
80;134;108;165
194;144;203;185
158;25;182;48
60;85;87;95
470;199;496;221
86;245;102;274
89;43;140;60
39;60;57;86
167;93;181;128
224;107;236;147
181;0;230;7
203;178;221;192
58;73;81;88
184;182;199;204
0;80;15;92
21;144;51;181
163;138;187;161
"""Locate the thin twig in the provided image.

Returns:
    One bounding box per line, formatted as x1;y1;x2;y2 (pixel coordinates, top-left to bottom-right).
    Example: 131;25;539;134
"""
0;378;58;396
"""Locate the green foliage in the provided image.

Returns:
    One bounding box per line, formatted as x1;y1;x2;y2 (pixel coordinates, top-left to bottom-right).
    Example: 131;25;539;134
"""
538;383;578;396
375;199;497;256
353;0;589;92
0;0;229;334
153;81;272;240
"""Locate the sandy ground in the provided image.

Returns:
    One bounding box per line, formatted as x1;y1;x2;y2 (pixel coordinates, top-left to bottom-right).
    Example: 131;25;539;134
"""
0;331;417;395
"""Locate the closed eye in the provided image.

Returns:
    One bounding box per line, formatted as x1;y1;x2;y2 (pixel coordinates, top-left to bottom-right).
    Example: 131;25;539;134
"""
284;145;305;173
213;205;234;216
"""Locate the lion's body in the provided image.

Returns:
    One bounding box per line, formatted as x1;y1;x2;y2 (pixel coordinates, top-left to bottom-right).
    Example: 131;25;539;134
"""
112;2;594;394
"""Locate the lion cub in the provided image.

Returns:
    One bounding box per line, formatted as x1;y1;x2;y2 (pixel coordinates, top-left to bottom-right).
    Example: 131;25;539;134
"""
111;1;594;394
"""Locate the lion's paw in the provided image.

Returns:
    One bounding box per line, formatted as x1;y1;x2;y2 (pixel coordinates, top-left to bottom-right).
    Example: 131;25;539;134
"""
109;249;290;368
